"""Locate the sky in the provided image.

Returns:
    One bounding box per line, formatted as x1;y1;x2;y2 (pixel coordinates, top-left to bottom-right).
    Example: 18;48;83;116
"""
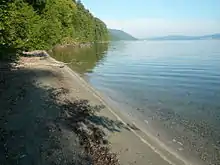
81;0;220;38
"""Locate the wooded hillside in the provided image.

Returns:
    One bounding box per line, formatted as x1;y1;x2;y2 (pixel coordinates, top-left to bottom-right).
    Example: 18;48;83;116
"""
0;0;109;60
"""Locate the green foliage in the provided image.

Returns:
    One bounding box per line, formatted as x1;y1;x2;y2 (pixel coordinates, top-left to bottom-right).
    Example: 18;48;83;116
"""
0;0;109;60
109;29;137;41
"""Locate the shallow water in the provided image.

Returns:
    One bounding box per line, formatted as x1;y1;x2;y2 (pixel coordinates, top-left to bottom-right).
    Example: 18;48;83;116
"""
51;40;220;165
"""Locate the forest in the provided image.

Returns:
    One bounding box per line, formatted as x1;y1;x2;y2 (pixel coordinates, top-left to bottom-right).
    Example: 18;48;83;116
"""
0;0;109;60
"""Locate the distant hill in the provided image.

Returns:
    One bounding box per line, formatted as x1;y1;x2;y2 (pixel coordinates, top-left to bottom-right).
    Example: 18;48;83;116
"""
109;29;137;41
145;34;220;41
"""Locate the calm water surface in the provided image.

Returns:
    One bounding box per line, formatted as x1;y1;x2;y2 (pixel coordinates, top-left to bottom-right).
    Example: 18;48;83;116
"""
51;40;220;165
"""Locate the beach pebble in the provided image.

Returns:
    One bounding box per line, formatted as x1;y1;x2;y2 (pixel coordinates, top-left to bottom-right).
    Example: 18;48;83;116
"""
19;154;26;159
177;141;183;146
144;120;149;124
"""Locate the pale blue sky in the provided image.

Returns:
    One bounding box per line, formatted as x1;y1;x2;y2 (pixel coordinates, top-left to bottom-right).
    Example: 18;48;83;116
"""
82;0;220;38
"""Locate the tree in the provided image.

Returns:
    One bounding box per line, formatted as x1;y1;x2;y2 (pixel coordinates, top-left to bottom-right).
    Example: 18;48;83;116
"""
0;0;109;60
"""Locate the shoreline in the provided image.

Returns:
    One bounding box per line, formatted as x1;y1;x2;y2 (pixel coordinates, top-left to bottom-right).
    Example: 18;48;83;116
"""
1;54;197;165
47;56;190;165
102;96;207;165
48;41;219;165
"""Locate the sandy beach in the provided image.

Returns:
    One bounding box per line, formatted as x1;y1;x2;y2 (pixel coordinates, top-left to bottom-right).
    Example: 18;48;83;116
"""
0;56;188;165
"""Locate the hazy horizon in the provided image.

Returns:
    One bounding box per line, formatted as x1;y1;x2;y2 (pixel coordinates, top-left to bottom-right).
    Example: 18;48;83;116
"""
82;0;220;38
108;28;220;39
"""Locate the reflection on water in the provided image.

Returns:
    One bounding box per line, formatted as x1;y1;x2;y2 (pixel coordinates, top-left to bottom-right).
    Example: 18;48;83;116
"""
50;41;220;165
50;43;109;74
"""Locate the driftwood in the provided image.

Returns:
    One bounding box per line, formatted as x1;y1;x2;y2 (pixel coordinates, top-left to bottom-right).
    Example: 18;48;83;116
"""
21;51;87;69
22;50;49;57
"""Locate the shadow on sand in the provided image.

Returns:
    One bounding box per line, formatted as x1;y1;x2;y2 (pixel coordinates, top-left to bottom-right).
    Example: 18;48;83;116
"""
0;63;127;165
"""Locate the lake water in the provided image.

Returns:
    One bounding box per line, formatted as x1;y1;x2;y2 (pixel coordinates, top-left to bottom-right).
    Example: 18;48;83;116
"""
51;40;220;165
